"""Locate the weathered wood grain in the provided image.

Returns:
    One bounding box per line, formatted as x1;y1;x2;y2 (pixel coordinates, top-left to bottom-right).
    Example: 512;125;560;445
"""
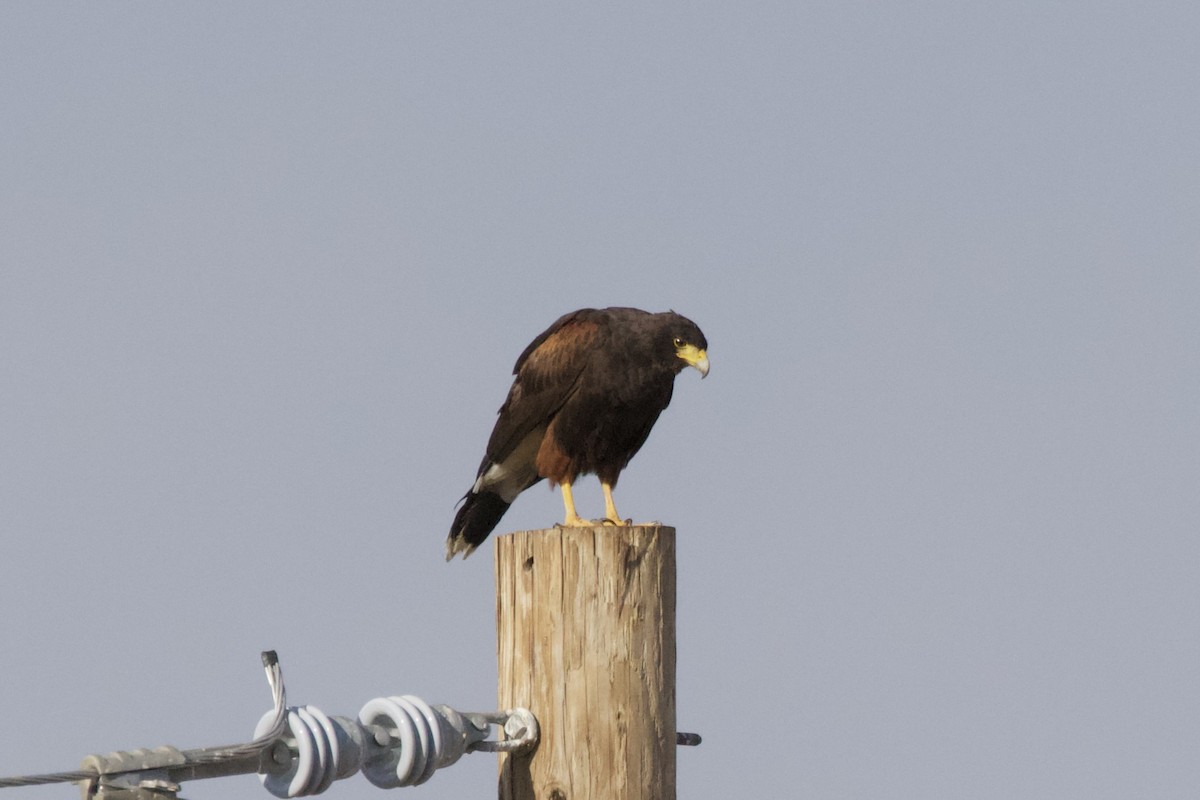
497;525;677;800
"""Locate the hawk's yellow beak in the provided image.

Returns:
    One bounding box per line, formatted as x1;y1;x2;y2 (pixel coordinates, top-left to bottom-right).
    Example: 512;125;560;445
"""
677;345;710;378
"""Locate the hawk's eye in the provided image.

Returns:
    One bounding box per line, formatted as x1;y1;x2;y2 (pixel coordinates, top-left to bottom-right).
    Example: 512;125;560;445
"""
673;337;685;348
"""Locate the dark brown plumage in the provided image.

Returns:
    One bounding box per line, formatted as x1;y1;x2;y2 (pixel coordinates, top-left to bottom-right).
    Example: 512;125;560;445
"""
446;307;709;560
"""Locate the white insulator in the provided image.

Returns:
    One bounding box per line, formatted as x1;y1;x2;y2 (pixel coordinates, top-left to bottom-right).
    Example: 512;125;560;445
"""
356;693;493;788
358;697;425;788
255;707;368;798
255;709;315;798
254;695;536;796
297;707;334;795
392;696;439;786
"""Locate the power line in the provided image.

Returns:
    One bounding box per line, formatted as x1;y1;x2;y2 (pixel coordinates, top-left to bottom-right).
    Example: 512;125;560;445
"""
0;650;536;799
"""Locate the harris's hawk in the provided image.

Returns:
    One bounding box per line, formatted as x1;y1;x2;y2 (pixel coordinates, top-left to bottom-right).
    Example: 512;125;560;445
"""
445;307;709;560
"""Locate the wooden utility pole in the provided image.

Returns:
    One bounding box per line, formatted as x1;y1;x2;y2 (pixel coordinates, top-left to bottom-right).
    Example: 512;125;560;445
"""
496;524;677;800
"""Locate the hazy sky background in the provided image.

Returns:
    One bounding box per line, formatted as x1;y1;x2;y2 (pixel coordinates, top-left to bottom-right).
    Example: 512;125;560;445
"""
2;3;1198;799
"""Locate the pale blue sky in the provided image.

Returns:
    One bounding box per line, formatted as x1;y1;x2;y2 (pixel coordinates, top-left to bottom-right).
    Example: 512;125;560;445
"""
2;3;1198;798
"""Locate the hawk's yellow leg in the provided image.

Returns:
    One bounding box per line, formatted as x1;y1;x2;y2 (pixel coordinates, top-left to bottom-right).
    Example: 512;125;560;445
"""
559;480;590;527
602;481;630;526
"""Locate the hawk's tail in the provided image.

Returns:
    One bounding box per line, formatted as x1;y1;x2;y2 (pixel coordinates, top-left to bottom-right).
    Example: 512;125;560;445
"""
445;490;510;561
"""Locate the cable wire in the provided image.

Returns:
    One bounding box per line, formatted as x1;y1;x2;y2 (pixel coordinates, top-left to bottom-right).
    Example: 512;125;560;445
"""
0;651;286;791
186;651;287;766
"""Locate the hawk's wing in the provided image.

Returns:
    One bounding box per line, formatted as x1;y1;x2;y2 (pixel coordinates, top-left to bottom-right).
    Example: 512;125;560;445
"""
478;309;605;474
